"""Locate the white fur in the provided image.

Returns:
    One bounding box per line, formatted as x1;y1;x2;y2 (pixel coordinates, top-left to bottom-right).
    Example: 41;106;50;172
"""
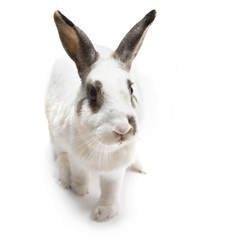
45;46;143;221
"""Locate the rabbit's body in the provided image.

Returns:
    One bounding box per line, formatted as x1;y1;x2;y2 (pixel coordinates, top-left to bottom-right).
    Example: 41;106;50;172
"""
46;10;156;221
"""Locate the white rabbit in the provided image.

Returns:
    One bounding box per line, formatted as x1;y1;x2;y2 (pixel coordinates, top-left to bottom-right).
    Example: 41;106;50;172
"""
45;10;156;221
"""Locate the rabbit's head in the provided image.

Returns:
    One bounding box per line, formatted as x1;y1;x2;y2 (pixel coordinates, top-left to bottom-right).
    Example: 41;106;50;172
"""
54;10;156;148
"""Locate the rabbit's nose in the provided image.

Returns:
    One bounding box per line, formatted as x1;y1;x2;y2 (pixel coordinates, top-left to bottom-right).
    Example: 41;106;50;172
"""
113;124;132;136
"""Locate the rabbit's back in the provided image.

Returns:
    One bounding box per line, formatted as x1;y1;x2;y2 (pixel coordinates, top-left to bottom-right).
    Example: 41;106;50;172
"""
48;56;80;102
45;55;80;135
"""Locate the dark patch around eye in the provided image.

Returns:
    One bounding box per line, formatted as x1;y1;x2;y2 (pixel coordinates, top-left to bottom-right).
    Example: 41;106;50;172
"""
127;79;137;108
86;80;103;113
77;97;87;115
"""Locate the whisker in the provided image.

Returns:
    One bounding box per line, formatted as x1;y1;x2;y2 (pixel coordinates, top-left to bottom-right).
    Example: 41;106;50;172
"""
84;138;103;165
103;145;108;172
73;136;99;155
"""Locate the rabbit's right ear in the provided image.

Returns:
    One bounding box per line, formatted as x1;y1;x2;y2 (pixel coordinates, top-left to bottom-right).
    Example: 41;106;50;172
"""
54;11;98;80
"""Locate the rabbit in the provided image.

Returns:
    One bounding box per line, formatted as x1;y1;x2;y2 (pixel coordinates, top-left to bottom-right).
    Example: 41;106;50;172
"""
45;9;156;222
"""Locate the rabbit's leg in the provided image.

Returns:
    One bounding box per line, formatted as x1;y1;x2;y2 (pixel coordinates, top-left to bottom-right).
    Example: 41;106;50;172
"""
93;171;124;222
55;152;71;188
70;162;90;196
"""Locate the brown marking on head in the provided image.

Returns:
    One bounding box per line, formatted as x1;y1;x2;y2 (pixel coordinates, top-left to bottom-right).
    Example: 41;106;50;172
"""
133;95;138;103
128;115;137;135
113;10;156;70
77;97;87;115
87;80;104;113
54;10;98;81
127;79;137;108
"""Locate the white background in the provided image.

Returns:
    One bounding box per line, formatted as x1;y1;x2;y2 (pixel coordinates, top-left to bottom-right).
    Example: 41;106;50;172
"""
0;0;239;239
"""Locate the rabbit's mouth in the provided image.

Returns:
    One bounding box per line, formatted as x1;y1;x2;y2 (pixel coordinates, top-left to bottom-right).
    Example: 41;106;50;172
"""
85;138;129;153
105;131;136;147
115;133;132;145
87;133;134;150
91;121;137;148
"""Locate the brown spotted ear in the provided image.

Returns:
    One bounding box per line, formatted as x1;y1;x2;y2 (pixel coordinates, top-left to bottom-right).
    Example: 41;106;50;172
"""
54;10;98;81
113;10;156;70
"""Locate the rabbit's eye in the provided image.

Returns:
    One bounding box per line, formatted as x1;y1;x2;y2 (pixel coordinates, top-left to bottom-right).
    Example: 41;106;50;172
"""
86;81;103;113
127;79;134;96
130;86;133;95
88;85;97;100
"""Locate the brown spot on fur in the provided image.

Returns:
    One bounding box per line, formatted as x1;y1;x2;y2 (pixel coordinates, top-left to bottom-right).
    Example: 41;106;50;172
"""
128;115;137;135
77;98;86;115
133;95;138;103
87;80;104;113
127;79;133;89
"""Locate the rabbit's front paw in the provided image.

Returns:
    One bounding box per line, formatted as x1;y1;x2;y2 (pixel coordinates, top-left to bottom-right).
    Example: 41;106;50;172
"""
93;205;118;222
55;164;70;189
57;175;71;189
71;181;89;196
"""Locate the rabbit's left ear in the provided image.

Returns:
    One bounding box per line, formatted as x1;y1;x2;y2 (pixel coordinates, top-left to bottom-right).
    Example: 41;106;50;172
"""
113;10;156;70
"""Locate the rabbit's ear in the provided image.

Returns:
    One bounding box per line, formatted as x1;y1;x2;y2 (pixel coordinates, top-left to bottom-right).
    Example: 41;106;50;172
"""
54;11;98;80
113;10;156;70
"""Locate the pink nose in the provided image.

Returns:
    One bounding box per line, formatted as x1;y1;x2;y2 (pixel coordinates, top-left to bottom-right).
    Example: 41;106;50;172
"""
113;124;132;136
